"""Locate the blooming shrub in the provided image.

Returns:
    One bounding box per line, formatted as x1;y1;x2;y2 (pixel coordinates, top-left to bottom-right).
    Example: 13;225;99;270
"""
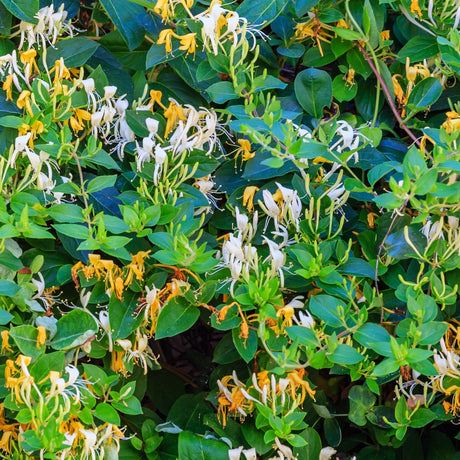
0;0;459;458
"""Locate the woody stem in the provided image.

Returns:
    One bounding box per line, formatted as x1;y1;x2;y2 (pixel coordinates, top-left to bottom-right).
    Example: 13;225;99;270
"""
356;41;421;148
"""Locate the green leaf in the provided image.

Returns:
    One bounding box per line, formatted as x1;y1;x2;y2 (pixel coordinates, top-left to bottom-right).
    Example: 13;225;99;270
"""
332;27;363;41
354;323;390;348
168;393;213;434
95;403;121;425
398;35;439;62
52;309;98;350
329;344;364;365
0;308;13;325
10;326;44;358
372;357;399;377
99;0;146;50
294;68;332;118
0;279;20;297
155;297;199;339
348;386;376;426
86;175;117;194
178;431;228;460
232;327;257;363
0;0;38;22
309;294;348;327
236;0;287;26
109;291;142;340
406;77;442;110
47;204;85;224
112;395;143;415
46;37;99;68
324;417;341;447
0;3;12;35
0;115;24;128
338;259;374;278
417;322;448;346
206;81;239;104
286;326;319;347
294;427;322;460
52;224;90;240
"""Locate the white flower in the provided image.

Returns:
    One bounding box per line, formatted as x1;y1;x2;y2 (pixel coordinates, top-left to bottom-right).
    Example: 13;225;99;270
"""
294;310;315;328
146;118;159;136
228;446;244;460
199;15;219;55
153;144;168;185
421;218;444;244
319;446;337;460
326;183;348;212
81;78;95;94
104;85;117;99
260;190;281;231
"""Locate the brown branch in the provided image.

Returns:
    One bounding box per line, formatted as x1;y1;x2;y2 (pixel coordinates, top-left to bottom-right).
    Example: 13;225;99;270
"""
356;42;421;148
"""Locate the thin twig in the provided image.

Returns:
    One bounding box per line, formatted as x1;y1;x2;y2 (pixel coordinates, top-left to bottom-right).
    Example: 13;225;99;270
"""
356;42;421;148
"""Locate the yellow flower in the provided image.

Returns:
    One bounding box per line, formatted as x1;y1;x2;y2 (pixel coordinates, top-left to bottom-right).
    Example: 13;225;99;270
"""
345;68;355;86
367;211;379;229
164;100;186;138
154;0;175;22
242;186;259;212
276;304;295;329
380;30;390;41
149;89;165;110
392;74;407;106
312;156;333;164
111;351;128;376
1;330;13;354
286;368;316;404
69;108;91;134
442;113;460;134
2;75;14;101
19;49;39;74
124;250;151;286
17;90;34;117
158;29;176;54
295;18;334;57
50;58;71;84
217;374;253;427
36;326;47;348
410;0;422;17
178;33;197;57
234;139;255;162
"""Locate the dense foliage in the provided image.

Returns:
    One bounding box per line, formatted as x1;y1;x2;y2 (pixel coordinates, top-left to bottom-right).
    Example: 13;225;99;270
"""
0;0;460;458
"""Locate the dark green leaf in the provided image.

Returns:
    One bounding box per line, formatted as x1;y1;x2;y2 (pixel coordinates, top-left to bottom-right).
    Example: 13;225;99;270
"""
155;297;199;339
99;0;146;50
52;309;98;350
294;68;332;118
